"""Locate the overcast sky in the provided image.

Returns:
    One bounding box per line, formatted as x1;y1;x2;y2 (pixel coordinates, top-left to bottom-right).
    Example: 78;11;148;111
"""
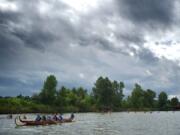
1;0;180;98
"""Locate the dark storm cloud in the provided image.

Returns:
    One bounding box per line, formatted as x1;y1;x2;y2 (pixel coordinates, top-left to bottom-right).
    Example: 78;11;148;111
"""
1;0;180;97
0;9;20;25
0;76;42;96
78;34;114;51
118;33;145;45
0;76;22;87
141;59;180;95
0;3;48;51
137;48;159;64
0;11;26;71
12;27;55;51
0;27;23;70
0;0;75;51
118;0;174;27
78;31;146;58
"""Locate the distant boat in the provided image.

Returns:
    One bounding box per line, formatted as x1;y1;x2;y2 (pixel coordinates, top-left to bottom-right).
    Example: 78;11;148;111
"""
0;114;12;119
7;114;13;119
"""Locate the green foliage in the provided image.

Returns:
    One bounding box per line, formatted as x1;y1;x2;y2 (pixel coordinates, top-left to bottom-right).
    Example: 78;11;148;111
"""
125;84;157;109
40;75;57;104
55;86;69;108
93;77;114;109
112;81;124;109
54;86;93;112
170;97;179;107
0;75;179;113
92;77;125;111
130;83;145;108
144;89;156;108
0;98;56;114
158;91;168;109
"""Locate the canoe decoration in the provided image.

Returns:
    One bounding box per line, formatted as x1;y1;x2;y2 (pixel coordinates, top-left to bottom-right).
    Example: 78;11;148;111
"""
15;115;74;126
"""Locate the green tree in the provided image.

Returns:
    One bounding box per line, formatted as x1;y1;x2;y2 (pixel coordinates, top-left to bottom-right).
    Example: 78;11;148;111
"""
55;86;69;107
130;83;145;108
40;75;57;105
93;76;114;110
112;81;124;109
144;89;156;108
158;91;168;109
170;97;179;107
126;96;132;108
17;94;23;99
31;93;41;103
76;87;87;99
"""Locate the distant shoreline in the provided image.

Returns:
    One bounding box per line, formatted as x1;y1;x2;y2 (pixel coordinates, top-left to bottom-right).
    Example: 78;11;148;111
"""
1;109;180;115
1;75;180;114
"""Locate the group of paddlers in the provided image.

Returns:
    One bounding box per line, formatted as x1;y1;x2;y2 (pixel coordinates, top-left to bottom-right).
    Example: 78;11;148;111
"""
14;113;75;126
35;113;74;122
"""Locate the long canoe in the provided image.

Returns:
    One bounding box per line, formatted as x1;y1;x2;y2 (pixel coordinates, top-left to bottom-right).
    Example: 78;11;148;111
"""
15;116;74;126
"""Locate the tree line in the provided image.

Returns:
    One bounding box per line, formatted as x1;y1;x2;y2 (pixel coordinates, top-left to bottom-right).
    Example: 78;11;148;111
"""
0;75;179;113
30;75;180;111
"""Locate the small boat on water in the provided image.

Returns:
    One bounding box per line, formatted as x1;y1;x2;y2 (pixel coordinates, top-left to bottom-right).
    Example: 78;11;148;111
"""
15;116;57;126
0;114;13;119
7;114;13;119
15;114;75;126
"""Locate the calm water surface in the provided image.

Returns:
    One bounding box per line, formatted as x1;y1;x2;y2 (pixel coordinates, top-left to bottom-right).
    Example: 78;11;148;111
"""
0;112;180;135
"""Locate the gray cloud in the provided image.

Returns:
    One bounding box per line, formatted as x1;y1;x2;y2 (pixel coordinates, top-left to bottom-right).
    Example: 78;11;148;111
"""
137;48;159;64
0;0;180;97
118;0;174;27
0;10;20;25
0;0;76;51
12;26;55;51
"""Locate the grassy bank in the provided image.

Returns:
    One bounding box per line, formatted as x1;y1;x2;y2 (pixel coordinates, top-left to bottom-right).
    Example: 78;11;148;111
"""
0;97;177;114
0;98;54;114
0;97;96;114
1;75;179;114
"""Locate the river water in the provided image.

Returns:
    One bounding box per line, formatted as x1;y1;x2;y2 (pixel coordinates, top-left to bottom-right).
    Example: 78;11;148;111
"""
0;112;180;135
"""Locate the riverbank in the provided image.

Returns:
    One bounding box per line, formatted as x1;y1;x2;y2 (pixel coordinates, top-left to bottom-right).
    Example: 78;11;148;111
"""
0;97;178;114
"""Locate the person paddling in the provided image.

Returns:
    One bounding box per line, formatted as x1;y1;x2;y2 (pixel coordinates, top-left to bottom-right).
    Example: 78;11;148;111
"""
53;113;58;121
42;115;46;121
35;114;41;121
58;114;63;121
47;115;52;120
23;115;27;119
70;113;74;120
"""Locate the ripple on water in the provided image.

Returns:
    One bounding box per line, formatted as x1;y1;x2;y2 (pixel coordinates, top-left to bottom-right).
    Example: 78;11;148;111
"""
1;112;180;135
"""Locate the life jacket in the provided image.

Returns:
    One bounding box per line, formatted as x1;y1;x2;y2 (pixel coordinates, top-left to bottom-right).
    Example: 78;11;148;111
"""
53;115;58;121
59;115;63;120
71;113;74;119
35;115;41;121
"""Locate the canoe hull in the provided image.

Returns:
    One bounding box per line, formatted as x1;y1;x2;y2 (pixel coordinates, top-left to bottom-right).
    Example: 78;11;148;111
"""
15;116;74;126
15;116;58;126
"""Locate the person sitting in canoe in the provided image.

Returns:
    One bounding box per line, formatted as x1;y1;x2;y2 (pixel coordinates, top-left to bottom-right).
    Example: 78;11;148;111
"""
70;113;74;119
53;113;58;121
23;115;27;119
35;114;41;121
58;114;63;121
7;114;13;119
42;115;46;121
47;115;52;120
